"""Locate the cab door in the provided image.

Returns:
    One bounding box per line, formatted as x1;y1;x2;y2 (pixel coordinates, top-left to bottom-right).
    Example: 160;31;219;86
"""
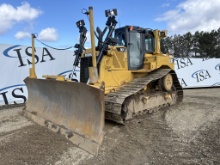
128;30;144;70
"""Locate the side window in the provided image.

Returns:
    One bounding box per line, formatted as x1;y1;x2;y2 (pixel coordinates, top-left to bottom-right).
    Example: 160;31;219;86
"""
115;32;126;46
145;35;154;53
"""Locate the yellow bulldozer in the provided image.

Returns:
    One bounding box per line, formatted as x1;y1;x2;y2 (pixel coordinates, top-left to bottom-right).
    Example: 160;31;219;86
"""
23;7;183;155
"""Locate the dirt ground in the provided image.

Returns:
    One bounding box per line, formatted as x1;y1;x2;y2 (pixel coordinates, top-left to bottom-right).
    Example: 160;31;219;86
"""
0;88;220;165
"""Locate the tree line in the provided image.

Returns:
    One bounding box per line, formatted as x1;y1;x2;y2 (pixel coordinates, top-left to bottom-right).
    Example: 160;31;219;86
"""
161;28;220;58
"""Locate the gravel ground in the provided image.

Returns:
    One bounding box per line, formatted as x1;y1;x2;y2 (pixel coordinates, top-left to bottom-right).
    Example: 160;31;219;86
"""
0;88;220;165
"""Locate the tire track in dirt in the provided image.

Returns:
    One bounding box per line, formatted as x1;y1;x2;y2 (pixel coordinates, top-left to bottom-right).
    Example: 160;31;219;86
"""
0;88;220;165
81;89;220;165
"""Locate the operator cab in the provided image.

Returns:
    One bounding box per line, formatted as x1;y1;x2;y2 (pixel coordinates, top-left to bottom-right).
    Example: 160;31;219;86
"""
115;26;155;70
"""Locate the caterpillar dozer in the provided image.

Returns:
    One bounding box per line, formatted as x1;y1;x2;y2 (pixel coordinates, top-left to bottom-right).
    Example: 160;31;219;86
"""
23;7;183;155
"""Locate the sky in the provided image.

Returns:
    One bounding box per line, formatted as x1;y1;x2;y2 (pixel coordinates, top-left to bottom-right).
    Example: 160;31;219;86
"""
1;0;220;48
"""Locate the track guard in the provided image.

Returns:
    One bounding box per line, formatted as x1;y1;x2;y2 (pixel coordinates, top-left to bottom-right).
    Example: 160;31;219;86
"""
24;77;105;155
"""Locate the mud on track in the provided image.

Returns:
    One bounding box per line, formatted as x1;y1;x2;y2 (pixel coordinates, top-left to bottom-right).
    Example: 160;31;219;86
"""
0;88;220;165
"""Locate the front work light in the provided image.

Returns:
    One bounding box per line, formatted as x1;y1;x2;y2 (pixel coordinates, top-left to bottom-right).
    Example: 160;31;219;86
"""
105;9;117;17
76;20;85;28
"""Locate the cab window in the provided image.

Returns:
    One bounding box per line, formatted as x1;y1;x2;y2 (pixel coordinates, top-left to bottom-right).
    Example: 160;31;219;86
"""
115;32;126;46
145;34;154;53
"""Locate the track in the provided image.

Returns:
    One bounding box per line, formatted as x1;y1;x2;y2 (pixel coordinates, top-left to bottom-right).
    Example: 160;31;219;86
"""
105;68;183;123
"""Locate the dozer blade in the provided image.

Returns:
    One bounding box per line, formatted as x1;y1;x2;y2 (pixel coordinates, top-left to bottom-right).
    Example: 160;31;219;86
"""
23;77;104;155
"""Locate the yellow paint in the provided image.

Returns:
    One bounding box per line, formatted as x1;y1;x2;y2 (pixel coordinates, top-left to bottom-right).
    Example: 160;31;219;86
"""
29;34;37;78
89;29;174;94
